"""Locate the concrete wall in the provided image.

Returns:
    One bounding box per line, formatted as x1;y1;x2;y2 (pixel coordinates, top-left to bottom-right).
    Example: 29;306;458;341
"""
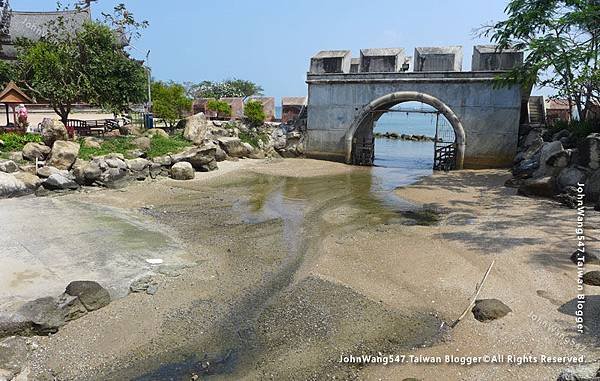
472;46;524;71
305;71;523;168
414;47;463;72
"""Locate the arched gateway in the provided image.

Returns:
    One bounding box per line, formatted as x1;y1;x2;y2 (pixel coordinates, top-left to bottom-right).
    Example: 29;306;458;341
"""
304;47;527;169
346;91;466;169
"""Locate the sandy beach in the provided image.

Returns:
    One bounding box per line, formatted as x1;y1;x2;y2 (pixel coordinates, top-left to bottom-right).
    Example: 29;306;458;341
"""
3;159;599;380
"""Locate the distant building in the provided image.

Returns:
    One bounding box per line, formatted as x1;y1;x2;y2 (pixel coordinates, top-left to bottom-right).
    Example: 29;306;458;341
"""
0;1;92;61
545;99;571;125
281;97;306;124
249;97;275;122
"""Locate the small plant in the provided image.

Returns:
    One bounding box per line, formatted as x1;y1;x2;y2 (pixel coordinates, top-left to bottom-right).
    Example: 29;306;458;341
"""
239;130;269;148
206;99;232;117
548;119;600;141
244;100;266;127
0;132;43;152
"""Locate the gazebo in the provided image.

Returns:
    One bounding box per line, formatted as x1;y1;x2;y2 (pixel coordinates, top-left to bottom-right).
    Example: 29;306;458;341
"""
0;81;32;130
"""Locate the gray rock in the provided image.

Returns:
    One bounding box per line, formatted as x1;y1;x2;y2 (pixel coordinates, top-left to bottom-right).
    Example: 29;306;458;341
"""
105;157;127;170
188;145;217;171
22;143;51;161
557;362;600;381
47;140;80;170
8;151;23;162
518;176;556;197
472;299;512;322
513;158;540;179
13;172;41;191
126;158;150;172
100;167;128;188
43;174;79;191
533;141;564;177
523;129;543;149
0;336;28;376
65;281;111;312
127;149;146;158
583;271;600;286
36;166;66;178
552;129;571;141
556;167;587;192
170;147;199;164
0;173;33;198
171;162;195;180
130;275;158;295
217;137;250;158
82;137;102;149
72;161;102;186
183;113;211;144
152;155;172;167
546;150;570;168
41;119;68;147
144;128;169;139
214;145;227;162
0;160;18;173
17;297;65;335
571;250;600;266
132;136;151;150
56;293;87;322
577;133;600;169
586;169;600;203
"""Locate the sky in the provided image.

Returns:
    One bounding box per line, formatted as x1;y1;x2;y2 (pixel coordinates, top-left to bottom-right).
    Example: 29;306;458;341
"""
15;0;514;100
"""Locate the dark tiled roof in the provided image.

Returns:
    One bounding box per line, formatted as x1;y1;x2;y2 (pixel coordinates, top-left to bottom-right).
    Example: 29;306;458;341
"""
9;8;91;40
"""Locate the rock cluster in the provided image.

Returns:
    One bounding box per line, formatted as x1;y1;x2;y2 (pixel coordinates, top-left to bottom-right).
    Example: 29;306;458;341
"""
0;281;110;339
0;116;307;199
509;127;600;209
374;132;438;142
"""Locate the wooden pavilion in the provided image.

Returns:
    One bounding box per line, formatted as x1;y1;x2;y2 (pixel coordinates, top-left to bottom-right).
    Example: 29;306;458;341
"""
0;81;33;130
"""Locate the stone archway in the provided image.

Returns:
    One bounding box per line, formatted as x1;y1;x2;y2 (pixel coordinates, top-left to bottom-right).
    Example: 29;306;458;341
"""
345;91;466;169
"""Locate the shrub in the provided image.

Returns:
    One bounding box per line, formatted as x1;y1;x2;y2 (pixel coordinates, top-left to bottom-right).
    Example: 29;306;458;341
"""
206;99;232;117
244;100;266;126
0;132;43;152
239;130;269;148
548;119;600;141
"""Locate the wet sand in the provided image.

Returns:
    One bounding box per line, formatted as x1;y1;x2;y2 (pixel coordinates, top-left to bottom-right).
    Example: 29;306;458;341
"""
9;159;600;380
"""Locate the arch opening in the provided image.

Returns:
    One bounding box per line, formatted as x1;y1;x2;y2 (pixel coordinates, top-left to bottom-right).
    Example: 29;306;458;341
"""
345;91;466;170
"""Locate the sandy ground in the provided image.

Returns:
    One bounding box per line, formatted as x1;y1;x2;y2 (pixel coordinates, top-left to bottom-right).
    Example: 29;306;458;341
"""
2;159;599;380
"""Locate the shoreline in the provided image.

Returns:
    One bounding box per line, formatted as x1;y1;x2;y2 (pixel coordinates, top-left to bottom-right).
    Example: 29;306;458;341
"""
1;159;598;380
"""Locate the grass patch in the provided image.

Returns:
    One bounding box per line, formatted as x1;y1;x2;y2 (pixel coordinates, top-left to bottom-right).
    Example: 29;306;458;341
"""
78;134;192;160
0;132;43;152
239;130;269;148
146;134;192;158
78;136;136;160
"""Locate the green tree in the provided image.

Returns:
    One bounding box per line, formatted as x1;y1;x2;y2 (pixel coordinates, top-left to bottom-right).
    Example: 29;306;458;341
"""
16;5;147;123
151;81;192;126
482;0;600;120
189;79;263;99
244;99;266;126
206;99;232;117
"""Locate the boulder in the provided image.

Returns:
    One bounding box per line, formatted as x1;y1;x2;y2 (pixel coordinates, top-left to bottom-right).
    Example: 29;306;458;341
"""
36;166;66;179
183;113;211;144
13;172;42;191
100;167;128;188
41;119;68;147
214;145;227;162
522;129;543;149
518;176;556;198
22;143;51;161
217;137;249;158
577;133;600;169
65;281;111;312
126;158;150;181
152;155;172;167
82;137;102;149
43;174;79;191
472;299;512;322
17;297;65;335
0;160;18;173
556;167;587;192
513;158;540;179
47;141;80;170
144;128;169;139
170;147;199;164
546;150;570;168
533;141;564;177
132;136;151;151
571;250;600;266
171;162;195;180
552;129;571;141
56;294;87;322
129;275;158;295
0;173;34;198
72;160;102;186
586;169;600;203
583;271;600;287
557;363;600;381
188;145;218;172
8;152;22;162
